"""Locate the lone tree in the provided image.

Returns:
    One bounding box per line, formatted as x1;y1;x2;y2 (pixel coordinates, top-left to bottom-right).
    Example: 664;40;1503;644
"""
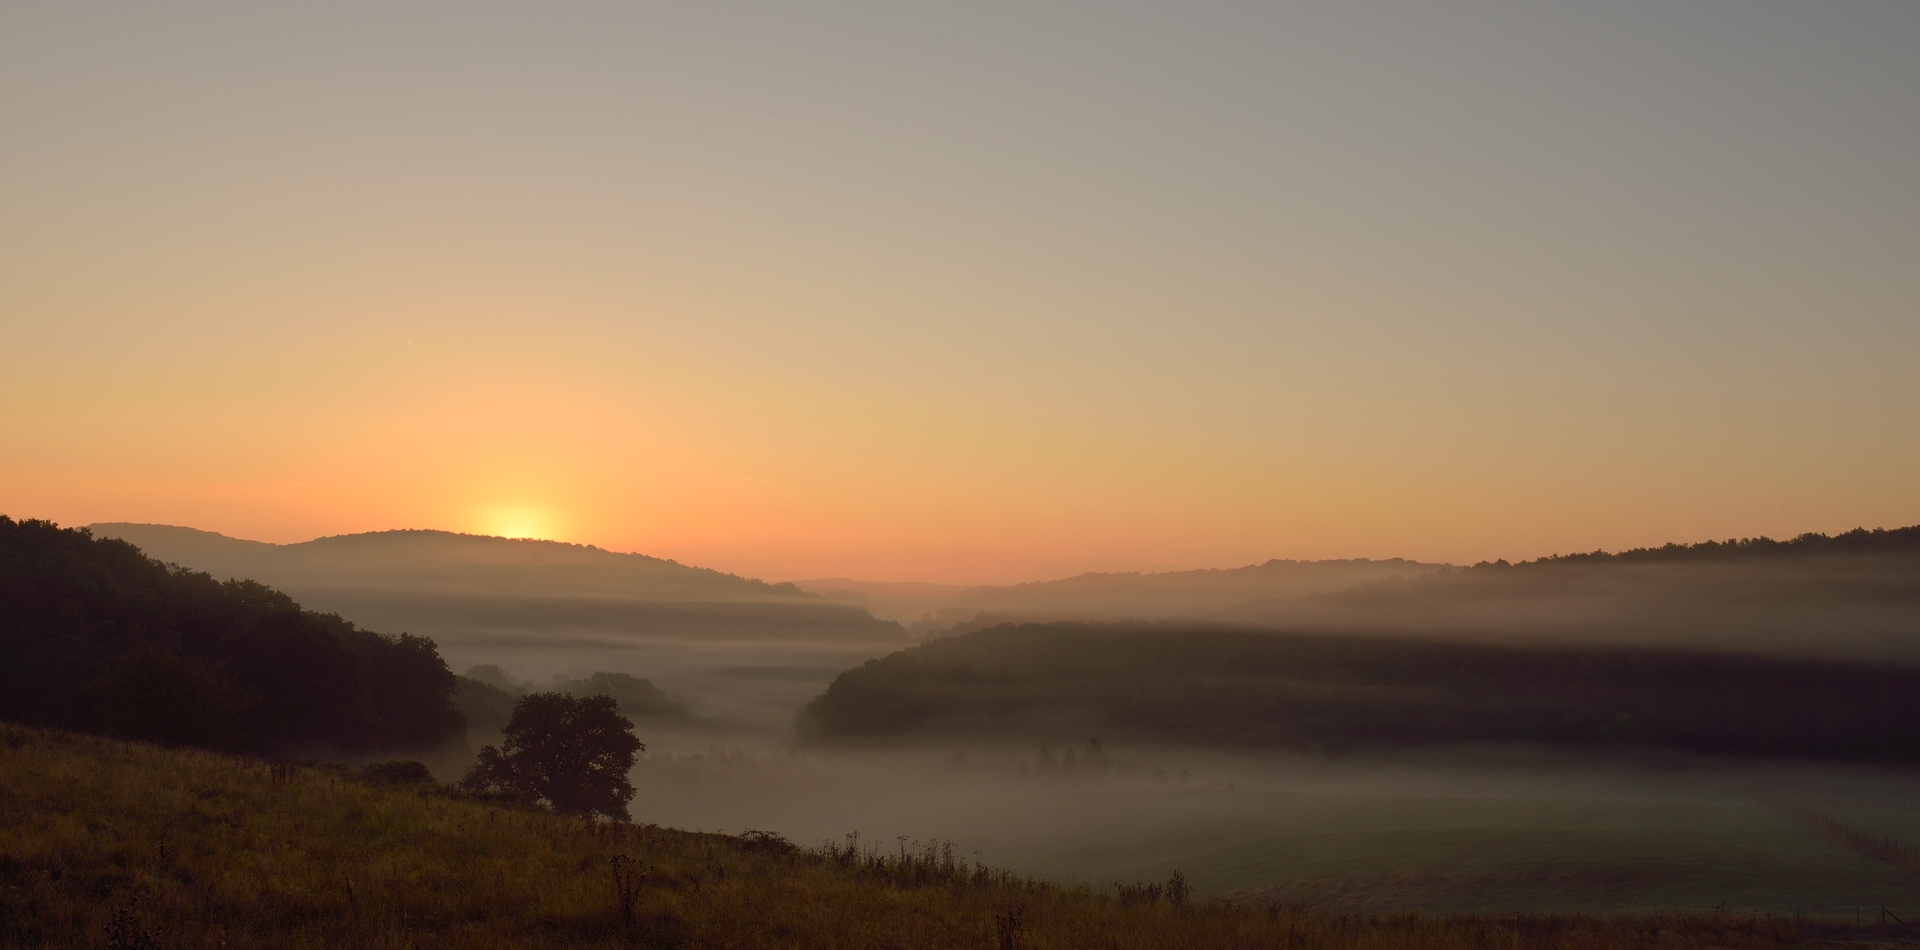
459;692;644;820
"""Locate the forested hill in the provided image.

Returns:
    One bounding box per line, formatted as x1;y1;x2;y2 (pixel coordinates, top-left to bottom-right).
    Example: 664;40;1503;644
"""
90;524;813;601
903;529;1920;641
1483;526;1920;569
799;621;1920;761
1217;527;1920;663
0;517;463;755
88;523;905;642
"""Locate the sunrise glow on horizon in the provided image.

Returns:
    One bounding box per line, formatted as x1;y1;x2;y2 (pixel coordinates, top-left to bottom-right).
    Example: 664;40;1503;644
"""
5;2;1917;586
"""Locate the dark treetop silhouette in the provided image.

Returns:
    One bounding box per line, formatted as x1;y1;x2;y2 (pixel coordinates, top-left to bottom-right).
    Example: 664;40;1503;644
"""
460;692;644;821
0;516;463;755
801;621;1920;760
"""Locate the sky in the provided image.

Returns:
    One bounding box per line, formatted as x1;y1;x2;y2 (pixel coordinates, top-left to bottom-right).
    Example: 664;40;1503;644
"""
3;1;1916;584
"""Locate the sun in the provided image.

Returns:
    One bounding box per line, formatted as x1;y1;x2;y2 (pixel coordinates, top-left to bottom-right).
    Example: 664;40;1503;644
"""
485;508;553;540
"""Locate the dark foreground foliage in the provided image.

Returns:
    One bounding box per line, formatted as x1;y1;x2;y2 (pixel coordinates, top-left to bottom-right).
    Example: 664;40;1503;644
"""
0;516;463;755
799;622;1920;760
0;724;1860;949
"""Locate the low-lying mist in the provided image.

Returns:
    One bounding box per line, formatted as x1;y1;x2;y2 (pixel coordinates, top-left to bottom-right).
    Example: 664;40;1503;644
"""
86;523;913;737
621;737;1920;913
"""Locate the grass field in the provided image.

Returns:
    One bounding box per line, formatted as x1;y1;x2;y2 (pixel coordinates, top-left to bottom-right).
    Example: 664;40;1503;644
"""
0;723;1878;948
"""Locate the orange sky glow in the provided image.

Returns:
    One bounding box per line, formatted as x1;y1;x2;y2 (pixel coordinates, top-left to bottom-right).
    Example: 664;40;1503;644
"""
4;3;1916;585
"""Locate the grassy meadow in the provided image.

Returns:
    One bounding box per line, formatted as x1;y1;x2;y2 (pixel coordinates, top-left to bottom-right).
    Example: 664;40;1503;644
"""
0;724;1883;949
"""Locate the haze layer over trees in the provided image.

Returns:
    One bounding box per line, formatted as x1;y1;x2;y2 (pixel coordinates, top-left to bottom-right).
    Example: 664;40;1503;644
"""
85;523;911;740
933;558;1441;630
1218;528;1920;662
798;558;1443;635
796;525;1920;761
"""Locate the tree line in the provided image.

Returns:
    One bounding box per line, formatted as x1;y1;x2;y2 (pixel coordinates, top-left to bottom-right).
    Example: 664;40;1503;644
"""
0;517;463;755
799;621;1920;760
1470;525;1920;570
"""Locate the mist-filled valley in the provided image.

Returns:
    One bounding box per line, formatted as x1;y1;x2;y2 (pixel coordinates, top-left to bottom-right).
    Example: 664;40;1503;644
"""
88;522;911;738
624;742;1920;915
12;517;1920;923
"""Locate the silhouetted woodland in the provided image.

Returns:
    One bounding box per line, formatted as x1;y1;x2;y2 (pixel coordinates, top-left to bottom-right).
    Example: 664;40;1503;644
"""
800;622;1920;760
0;517;463;754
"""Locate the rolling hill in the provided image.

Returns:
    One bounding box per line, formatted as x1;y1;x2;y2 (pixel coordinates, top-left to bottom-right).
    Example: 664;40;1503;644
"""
797;558;1445;636
798;620;1920;760
1215;527;1920;663
87;524;905;643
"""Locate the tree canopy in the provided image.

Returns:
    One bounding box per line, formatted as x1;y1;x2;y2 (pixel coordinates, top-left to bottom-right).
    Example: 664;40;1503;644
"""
460;692;644;821
800;621;1920;761
0;516;464;754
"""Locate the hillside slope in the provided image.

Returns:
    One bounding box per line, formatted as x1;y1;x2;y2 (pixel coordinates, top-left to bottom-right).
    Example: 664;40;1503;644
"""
88;524;904;643
0;724;1817;949
869;558;1444;636
0;517;461;756
799;621;1920;760
1218;527;1920;662
953;558;1443;618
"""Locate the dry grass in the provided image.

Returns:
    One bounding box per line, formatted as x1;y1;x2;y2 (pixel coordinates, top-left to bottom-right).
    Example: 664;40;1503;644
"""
0;724;1876;948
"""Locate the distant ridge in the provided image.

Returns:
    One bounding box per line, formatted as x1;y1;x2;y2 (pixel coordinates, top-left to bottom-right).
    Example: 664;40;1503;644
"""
87;524;813;600
909;556;1446;635
799;620;1920;760
85;523;904;643
1216;525;1920;663
1477;525;1920;569
295;528;765;580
